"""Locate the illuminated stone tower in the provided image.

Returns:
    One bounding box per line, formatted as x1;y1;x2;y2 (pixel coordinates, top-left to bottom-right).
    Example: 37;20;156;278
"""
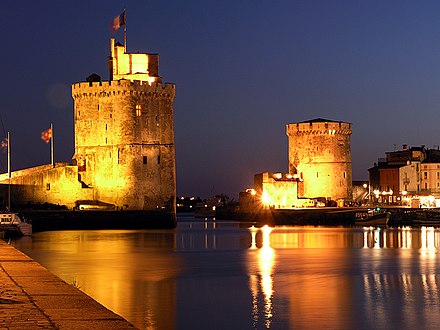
71;38;176;212
286;118;352;200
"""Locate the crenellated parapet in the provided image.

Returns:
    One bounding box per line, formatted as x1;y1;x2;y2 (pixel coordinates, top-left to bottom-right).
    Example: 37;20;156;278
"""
72;80;175;99
286;120;352;137
286;118;353;200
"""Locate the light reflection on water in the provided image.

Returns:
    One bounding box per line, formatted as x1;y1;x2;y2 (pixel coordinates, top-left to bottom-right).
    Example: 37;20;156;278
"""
10;216;440;330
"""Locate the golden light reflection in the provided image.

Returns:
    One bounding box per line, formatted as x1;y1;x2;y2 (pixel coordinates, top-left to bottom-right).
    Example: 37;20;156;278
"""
420;226;436;257
249;225;259;250
247;225;275;328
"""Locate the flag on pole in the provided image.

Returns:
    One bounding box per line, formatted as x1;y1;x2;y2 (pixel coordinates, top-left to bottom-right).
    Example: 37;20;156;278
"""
0;137;7;152
111;10;126;33
41;127;52;144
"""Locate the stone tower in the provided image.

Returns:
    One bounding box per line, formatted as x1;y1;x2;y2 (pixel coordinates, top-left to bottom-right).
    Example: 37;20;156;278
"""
286;118;352;201
71;38;176;212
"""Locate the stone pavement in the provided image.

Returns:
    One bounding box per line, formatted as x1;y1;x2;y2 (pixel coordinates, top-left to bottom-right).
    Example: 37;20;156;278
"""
0;240;138;329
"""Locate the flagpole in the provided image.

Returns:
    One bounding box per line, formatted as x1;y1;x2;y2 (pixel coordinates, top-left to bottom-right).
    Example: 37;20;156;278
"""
50;123;54;168
123;8;127;52
7;131;10;211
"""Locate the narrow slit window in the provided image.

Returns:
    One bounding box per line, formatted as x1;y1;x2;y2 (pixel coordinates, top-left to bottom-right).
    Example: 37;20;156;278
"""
143;156;147;165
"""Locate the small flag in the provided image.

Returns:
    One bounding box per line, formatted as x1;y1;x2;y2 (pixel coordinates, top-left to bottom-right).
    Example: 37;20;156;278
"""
0;137;7;152
41;128;52;144
111;10;126;33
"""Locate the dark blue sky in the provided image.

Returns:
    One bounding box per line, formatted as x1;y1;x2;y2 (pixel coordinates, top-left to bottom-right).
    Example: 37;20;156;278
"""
3;1;440;199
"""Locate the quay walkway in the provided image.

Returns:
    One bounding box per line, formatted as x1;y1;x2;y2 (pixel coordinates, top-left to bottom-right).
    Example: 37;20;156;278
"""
0;240;137;329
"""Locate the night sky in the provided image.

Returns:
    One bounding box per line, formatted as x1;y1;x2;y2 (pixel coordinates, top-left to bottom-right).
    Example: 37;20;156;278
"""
3;1;440;199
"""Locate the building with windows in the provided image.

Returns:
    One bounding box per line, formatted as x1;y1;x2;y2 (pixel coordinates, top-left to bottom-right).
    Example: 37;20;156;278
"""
0;38;176;218
368;145;440;206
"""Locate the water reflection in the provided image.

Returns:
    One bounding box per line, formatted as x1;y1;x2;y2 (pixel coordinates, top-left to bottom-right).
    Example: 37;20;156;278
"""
10;222;440;330
13;230;180;330
248;225;275;328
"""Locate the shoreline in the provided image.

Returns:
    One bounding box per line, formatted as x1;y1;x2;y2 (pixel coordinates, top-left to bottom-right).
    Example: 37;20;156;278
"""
0;240;138;329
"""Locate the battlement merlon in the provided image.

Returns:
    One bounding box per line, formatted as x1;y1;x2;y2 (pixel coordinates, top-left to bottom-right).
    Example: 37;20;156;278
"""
71;80;176;99
286;121;352;136
108;38;161;84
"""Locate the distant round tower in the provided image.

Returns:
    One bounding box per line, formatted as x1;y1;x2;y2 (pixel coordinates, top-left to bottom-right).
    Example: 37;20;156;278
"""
286;118;352;200
71;38;176;212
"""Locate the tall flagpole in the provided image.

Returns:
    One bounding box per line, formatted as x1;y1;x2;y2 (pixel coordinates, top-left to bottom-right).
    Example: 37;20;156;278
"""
123;8;127;52
50;123;54;167
7;131;10;211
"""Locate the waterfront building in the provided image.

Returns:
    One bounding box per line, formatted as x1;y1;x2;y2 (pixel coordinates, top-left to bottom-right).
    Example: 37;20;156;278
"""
72;38;176;211
255;172;300;208
286;118;353;201
240;118;353;210
369;145;440;207
0;38;176;215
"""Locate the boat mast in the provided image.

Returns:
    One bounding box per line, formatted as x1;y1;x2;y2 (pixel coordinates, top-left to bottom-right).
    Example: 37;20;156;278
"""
7;131;10;211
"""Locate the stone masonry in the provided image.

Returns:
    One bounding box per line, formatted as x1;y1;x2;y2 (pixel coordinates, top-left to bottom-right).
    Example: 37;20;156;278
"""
286;118;352;200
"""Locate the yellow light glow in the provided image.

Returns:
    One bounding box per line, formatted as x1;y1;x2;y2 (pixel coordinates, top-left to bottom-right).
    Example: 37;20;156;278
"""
246;188;257;196
262;191;271;205
248;225;259;250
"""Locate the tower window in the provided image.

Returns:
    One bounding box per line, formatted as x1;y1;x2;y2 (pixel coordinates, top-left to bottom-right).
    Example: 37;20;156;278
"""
136;105;142;117
344;172;346;178
143;156;147;165
46;183;50;191
157;155;161;164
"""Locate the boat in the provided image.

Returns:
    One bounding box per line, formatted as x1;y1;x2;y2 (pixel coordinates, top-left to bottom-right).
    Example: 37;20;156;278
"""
355;209;391;226
0;132;33;237
0;213;32;236
411;209;440;226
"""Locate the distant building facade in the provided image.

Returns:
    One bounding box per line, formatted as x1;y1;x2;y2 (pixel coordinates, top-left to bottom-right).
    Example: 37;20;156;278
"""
369;145;440;206
240;118;353;210
286;118;353;201
0;38;176;214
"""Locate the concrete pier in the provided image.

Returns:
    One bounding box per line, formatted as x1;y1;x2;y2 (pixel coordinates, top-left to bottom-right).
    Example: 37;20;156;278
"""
0;240;137;329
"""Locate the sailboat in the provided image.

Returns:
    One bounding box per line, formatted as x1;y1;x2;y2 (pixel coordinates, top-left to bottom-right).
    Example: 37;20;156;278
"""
0;132;32;236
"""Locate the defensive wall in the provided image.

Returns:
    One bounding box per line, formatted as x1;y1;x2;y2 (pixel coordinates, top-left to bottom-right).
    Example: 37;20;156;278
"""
0;163;91;210
286;119;353;200
72;79;176;211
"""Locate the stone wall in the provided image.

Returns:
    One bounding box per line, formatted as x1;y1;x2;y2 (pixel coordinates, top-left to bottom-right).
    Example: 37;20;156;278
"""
0;164;90;209
72;80;176;211
286;119;352;200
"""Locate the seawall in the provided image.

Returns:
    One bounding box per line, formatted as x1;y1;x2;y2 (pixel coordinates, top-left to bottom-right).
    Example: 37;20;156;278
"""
0;240;137;329
21;210;177;232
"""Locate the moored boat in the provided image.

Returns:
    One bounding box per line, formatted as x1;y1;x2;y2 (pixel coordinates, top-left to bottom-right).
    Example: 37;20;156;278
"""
355;210;391;226
0;213;32;237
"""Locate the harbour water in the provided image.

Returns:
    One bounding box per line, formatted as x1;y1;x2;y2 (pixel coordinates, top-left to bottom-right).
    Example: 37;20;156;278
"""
9;214;440;330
